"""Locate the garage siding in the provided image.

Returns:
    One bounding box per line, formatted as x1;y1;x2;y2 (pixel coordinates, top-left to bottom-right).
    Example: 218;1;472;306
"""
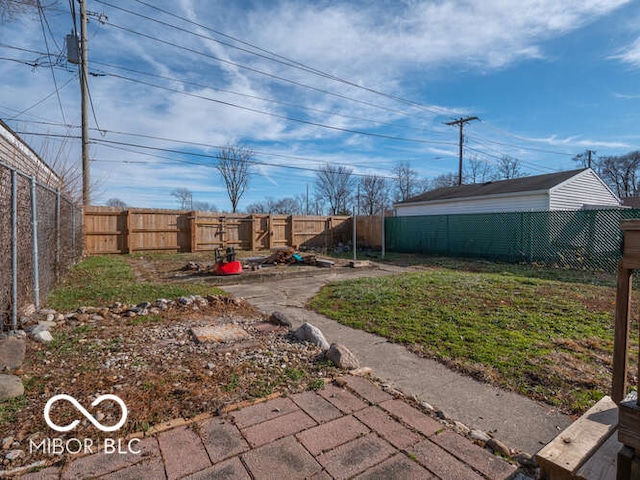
395;192;549;216
549;169;620;210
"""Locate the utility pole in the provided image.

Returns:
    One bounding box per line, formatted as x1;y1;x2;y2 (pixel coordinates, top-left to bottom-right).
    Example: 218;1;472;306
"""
587;150;595;169
445;116;478;186
79;0;90;206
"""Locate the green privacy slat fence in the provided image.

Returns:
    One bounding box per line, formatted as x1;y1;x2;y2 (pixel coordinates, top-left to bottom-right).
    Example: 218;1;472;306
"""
385;209;640;271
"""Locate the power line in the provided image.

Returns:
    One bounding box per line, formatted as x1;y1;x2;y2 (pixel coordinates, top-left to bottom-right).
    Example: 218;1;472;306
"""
101;20;434;123
100;70;456;146
36;0;67;124
88;60;433;135
99;0;452;117
12;130;397;179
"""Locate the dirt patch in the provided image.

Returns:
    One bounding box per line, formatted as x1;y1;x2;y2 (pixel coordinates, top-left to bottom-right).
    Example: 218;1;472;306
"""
124;252;357;286
1;298;340;471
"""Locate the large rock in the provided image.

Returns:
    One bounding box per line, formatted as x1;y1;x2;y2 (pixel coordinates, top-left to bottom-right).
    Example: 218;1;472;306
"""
294;322;330;351
32;330;53;343
269;311;292;328
325;343;359;369
0;337;25;371
0;375;24;400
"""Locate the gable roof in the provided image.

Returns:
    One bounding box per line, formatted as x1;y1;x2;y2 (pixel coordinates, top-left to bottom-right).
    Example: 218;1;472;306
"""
397;168;588;205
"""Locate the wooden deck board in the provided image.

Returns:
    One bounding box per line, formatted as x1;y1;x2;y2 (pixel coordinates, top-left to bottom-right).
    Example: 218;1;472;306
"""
536;396;618;480
576;429;621;480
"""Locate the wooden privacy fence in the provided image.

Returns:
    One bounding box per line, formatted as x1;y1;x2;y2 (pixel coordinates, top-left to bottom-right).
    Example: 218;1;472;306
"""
83;207;356;254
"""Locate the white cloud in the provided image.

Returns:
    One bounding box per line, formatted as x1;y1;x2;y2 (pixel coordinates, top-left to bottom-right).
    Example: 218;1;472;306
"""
241;0;630;73
610;37;640;68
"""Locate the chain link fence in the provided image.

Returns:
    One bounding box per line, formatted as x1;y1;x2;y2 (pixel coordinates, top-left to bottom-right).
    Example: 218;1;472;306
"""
386;208;640;272
0;160;82;332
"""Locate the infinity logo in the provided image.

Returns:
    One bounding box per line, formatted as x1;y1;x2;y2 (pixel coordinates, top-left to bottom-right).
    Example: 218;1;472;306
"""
44;394;128;433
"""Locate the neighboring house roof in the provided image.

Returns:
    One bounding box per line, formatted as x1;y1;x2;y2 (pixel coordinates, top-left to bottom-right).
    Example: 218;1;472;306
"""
397;168;589;205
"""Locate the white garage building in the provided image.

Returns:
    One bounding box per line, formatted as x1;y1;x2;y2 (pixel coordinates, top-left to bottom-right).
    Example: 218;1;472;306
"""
394;168;620;216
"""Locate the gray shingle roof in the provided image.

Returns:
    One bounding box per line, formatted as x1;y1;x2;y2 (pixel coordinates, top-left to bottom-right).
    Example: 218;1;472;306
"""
398;169;587;204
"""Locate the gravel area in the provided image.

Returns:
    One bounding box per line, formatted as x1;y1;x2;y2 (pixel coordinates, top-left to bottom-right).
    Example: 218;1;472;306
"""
0;295;341;471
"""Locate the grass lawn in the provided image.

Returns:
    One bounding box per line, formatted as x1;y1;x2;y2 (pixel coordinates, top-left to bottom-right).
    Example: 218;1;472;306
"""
310;265;638;414
47;255;225;311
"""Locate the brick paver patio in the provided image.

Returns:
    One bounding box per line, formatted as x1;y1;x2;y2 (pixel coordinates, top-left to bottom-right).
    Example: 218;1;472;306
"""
19;376;518;479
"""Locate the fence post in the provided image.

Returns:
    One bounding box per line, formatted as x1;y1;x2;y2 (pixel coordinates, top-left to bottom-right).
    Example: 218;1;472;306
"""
71;204;77;256
249;214;255;251
352;214;357;260
189;210;197;252
381;210;385;260
31;176;40;310
55;188;61;282
267;215;272;249
289;216;295;248
11;170;18;330
123;209;132;254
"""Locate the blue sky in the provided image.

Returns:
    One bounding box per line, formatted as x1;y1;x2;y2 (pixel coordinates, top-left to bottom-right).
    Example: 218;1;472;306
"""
1;0;640;211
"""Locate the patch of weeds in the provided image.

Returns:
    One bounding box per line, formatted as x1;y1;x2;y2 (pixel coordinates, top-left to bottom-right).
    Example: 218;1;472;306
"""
22;376;45;394
308;379;325;391
103;337;122;352
284;368;304;381
0;395;27;424
224;373;240;392
249;379;275;398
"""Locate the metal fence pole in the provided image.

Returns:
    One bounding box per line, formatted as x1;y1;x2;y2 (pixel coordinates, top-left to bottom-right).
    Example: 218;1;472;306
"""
71;203;76;254
381;209;385;260
31;176;40;310
55;188;61;282
11;169;18;330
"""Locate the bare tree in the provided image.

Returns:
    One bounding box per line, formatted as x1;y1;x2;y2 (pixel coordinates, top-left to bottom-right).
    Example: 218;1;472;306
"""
106;198;127;208
315;163;355;215
0;0;41;23
465;156;494;184
192;200;218;212
216;144;253;213
429;172;459;190
495;156;525;180
171;188;193;209
598;151;640;198
359;175;388;215
392;162;420;201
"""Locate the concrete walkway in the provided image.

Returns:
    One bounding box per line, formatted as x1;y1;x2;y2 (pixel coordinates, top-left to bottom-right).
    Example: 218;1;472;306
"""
223;263;573;455
19;376;517;479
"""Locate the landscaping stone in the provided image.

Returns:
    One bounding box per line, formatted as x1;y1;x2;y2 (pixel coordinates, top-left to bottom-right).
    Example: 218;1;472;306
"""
5;450;24;461
470;429;491;443
420;401;435;413
269;311;292;328
0;337;25;371
515;452;537;468
435;408;450;420
32;330;53;343
2;436;14;450
294;322;330;350
0;375;24;400
190;324;251;344
487;437;512;457
455;420;471;435
30;321;56;334
325;343;359;369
